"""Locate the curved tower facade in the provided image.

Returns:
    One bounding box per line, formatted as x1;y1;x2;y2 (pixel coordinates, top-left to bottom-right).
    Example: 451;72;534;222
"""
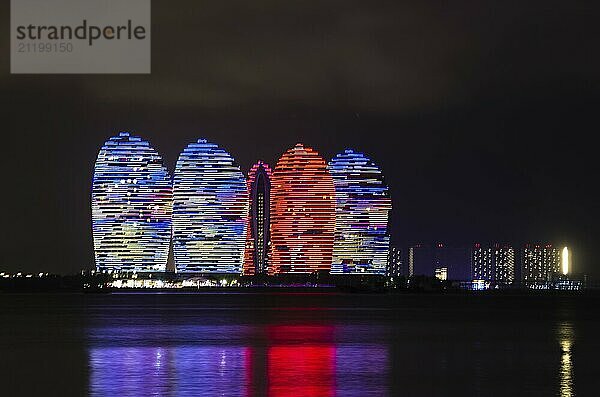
91;132;172;272
270;144;336;274
172;139;248;273
243;161;273;275
328;150;391;274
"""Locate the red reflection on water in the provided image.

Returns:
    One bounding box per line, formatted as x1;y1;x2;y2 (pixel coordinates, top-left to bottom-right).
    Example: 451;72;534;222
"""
267;324;335;343
268;345;335;397
265;325;335;397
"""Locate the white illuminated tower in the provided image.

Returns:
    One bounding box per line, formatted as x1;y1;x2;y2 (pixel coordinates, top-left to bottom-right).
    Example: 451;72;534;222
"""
387;246;403;279
91;132;172;272
172;139;248;273
328;150;392;274
471;244;493;280
494;245;515;282
522;244;561;282
471;243;515;283
562;247;570;275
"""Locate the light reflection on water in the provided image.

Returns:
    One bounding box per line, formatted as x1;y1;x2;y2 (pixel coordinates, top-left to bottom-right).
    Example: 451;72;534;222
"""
80;294;592;397
4;294;597;396
90;345;253;396
88;323;388;397
558;321;575;397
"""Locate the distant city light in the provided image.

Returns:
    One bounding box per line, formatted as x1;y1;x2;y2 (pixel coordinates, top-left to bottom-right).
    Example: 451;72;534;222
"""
471;244;515;284
522;244;560;282
471;279;490;291
435;267;448;281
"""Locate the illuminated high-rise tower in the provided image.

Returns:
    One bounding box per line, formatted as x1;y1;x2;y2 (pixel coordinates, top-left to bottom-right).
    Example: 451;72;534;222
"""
494;244;515;282
471;243;515;283
91;132;172;272
562;246;570;275
270;143;336;274
387;246;403;279
172;139;248;273
522;244;560;282
328;150;391;274
243;161;272;275
471;244;493;281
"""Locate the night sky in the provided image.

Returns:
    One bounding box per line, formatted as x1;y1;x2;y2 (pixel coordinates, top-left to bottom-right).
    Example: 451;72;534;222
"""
1;1;598;276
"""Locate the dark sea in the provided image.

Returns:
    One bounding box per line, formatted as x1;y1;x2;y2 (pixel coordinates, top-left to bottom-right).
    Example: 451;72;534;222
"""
1;292;598;396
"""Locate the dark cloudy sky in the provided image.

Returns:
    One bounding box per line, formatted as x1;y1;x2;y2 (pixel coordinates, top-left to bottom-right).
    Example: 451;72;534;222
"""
1;1;598;276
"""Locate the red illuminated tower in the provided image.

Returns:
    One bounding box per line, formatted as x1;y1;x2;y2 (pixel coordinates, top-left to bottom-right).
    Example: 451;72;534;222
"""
243;161;273;275
270;143;336;274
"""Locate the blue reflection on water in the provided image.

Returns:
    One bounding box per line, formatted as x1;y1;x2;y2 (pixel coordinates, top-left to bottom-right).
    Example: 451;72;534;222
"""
90;345;250;397
336;346;388;397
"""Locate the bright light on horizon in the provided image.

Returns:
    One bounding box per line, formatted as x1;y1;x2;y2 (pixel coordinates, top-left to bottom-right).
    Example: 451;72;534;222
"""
562;247;570;275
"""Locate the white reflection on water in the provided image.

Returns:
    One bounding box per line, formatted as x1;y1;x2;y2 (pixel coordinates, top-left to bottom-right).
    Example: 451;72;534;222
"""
557;321;575;397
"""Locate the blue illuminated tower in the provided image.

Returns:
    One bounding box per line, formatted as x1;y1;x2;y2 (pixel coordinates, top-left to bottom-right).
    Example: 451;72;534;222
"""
328;149;391;274
172;139;248;273
91;132;172;272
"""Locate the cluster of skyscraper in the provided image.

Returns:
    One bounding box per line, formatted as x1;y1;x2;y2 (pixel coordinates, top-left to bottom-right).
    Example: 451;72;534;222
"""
92;133;392;275
387;243;570;284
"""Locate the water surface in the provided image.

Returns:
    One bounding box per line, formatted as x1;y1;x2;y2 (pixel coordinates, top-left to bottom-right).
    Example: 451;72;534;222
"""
1;292;599;396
